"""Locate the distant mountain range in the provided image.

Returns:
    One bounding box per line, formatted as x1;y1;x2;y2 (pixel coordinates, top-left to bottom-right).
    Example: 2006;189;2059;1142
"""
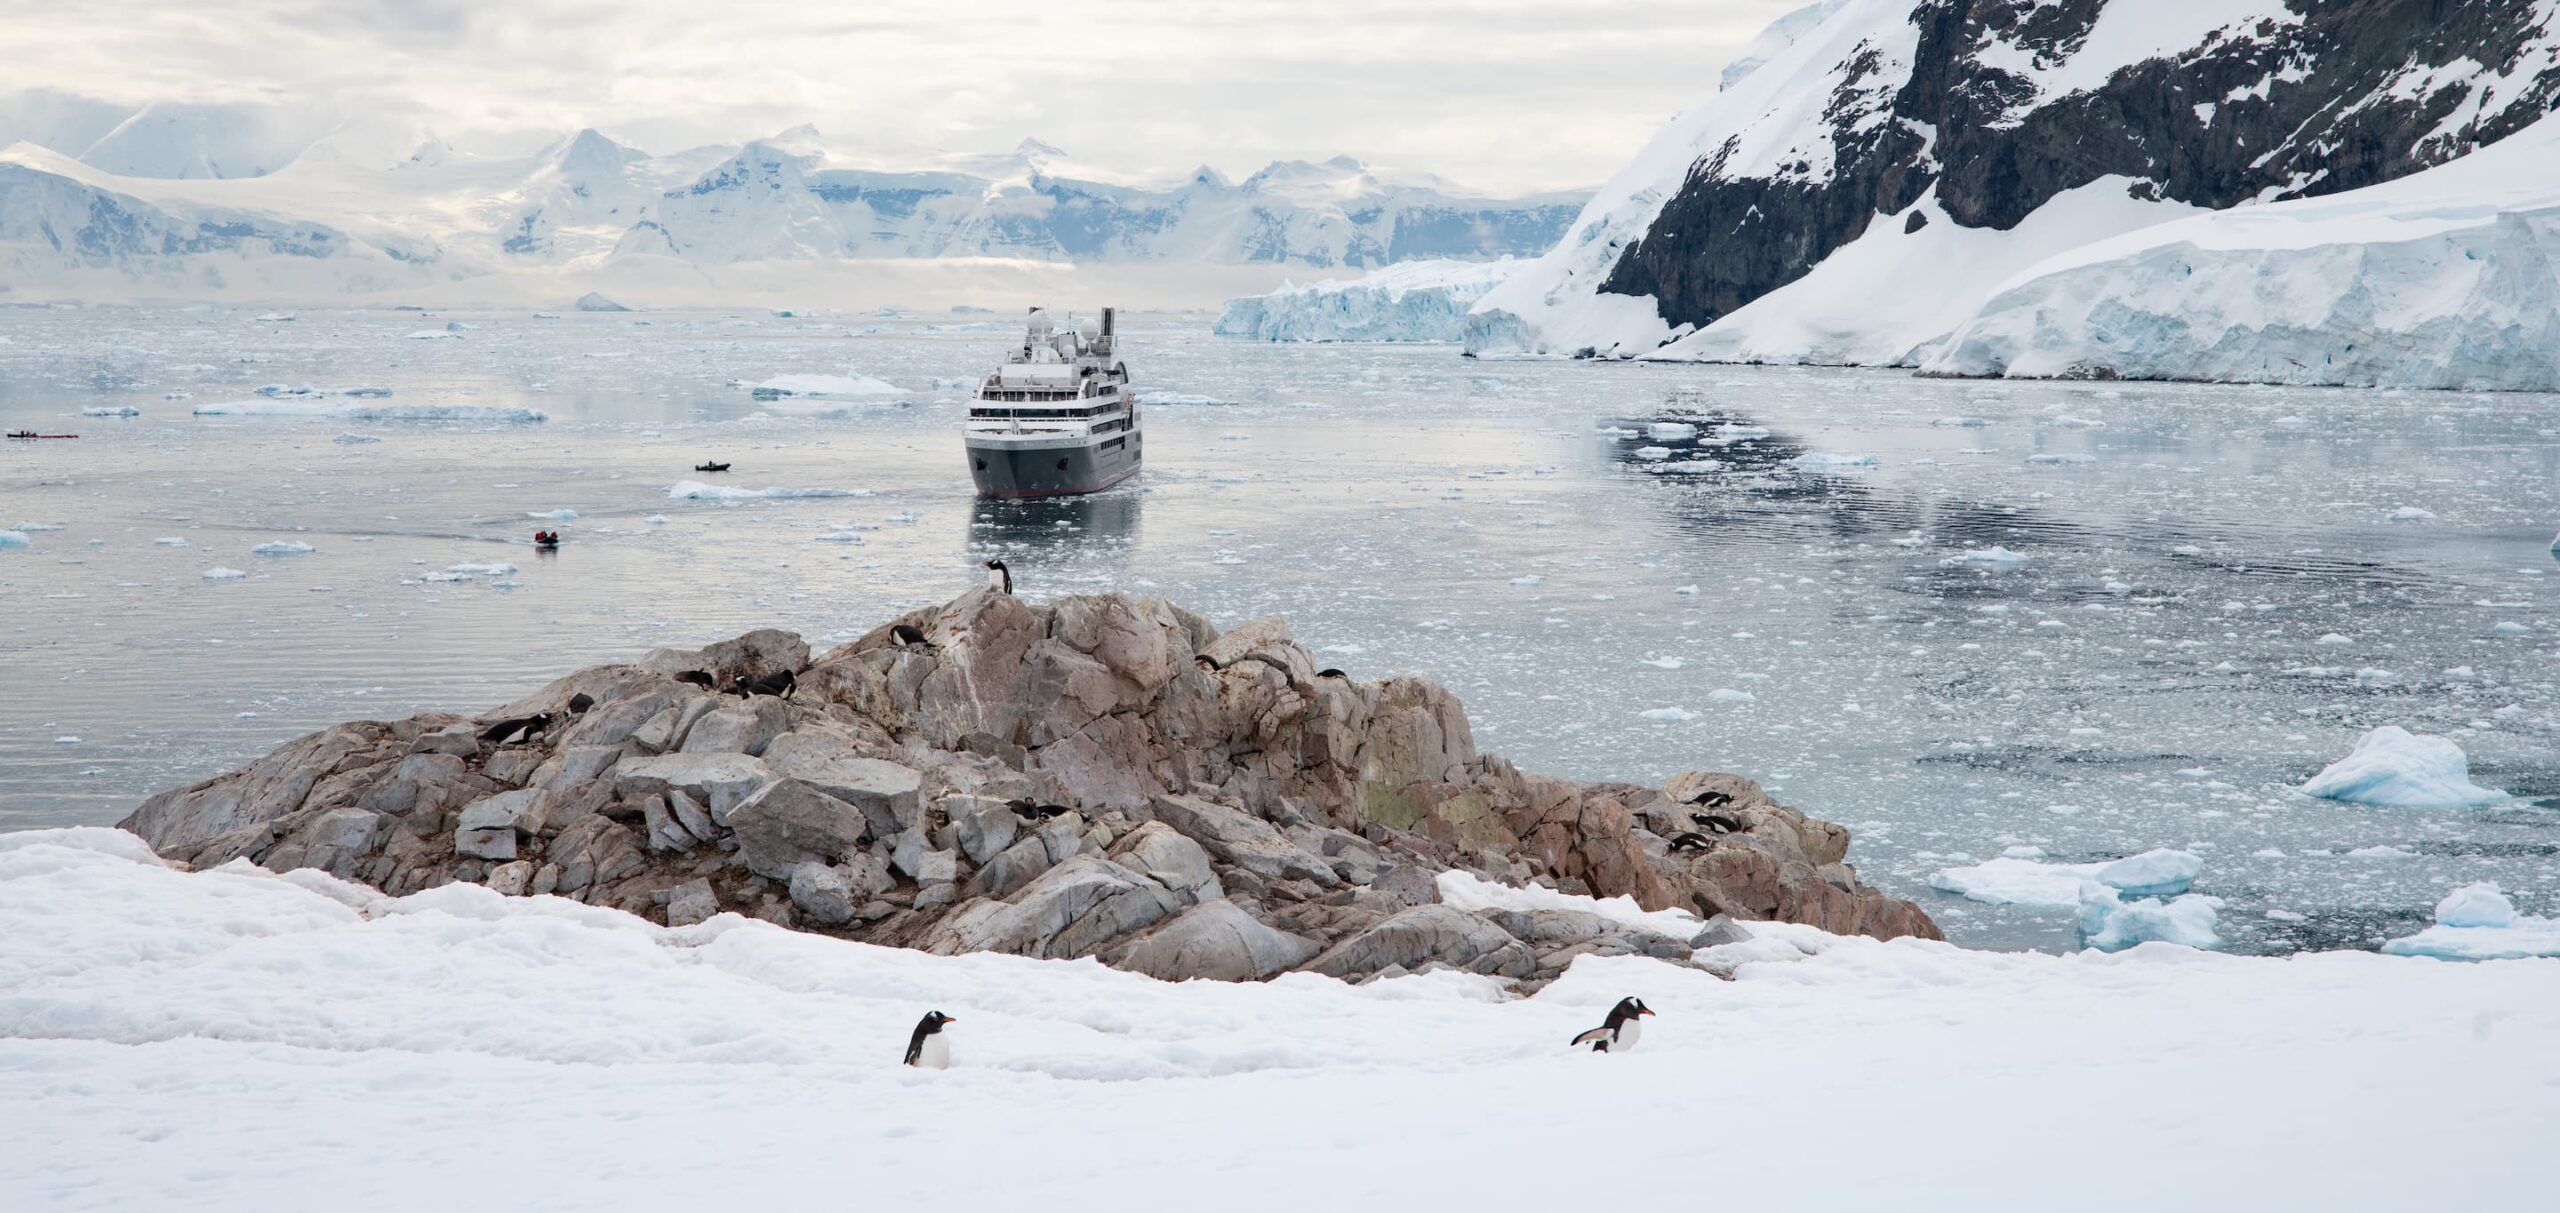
0;94;1586;305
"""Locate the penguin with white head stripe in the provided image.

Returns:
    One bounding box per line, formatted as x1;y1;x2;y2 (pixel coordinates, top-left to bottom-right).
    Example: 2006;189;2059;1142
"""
1569;997;1655;1053
904;1011;957;1069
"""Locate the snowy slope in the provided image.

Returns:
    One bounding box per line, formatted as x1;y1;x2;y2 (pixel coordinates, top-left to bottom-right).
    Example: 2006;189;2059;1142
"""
1923;112;2560;390
1214;258;1519;341
1470;0;2560;369
6;826;2558;1210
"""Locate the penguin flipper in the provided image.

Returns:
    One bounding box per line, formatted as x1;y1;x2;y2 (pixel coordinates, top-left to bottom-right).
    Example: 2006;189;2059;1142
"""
1569;1026;1613;1049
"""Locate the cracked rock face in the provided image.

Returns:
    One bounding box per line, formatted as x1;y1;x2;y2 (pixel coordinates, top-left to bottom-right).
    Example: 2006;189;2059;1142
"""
119;589;1941;987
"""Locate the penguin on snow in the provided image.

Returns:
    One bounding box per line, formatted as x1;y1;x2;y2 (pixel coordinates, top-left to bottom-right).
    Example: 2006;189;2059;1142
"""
1569;997;1655;1054
904;1010;958;1069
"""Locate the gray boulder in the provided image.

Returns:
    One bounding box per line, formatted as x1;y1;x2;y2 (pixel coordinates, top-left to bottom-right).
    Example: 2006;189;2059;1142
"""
725;777;870;879
664;879;720;926
613;752;771;823
1104;900;1319;982
679;698;790;756
1304;905;1537;981
1108;822;1222;903
761;735;921;838
923;856;1182;959
1147;794;1340;888
788;861;858;926
455;790;537;861
944;794;1019;864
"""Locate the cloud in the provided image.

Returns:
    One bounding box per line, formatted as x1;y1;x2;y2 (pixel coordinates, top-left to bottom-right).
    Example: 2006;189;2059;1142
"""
2;0;1795;192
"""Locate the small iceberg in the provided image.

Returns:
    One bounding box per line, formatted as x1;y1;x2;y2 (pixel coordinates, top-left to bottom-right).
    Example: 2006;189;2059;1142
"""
1932;848;2202;908
0;530;29;548
2025;453;2095;465
448;562;518;576
666;481;861;501
2299;725;2506;808
201;567;248;580
252;542;316;556
1940;546;2030;567
1639;707;1699;722
404;330;462;341
2382;883;2560;960
82;406;142;417
2385;506;2434;523
333;433;382;445
2078;887;2223;951
1646;422;1698;441
574;292;633;312
1788;452;1877;471
526;510;578;521
749;373;908;402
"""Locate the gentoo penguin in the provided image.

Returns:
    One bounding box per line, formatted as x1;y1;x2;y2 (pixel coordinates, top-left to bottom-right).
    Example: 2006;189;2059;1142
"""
1004;798;1074;821
1689;811;1744;835
903;1011;957;1069
729;669;797;699
1317;668;1349;680
478;712;554;745
1685;789;1734;808
1569;997;1655;1054
673;669;717;688
566;692;596;715
983;559;1012;594
1667;832;1715;853
889;623;931;648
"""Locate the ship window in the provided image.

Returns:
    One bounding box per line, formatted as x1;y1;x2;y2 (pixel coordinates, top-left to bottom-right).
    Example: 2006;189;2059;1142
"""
1100;437;1125;453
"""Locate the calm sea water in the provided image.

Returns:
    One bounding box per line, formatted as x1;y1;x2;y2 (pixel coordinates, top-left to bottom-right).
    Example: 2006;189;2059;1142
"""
3;305;2553;953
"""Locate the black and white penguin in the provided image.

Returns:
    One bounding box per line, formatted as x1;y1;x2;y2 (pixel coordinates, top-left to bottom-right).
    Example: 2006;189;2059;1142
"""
1317;668;1349;680
478;712;554;745
1689;811;1744;835
1004;798;1075;821
673;669;717;688
1668;832;1715;853
903;1010;957;1069
1685;789;1735;808
889;623;932;649
1568;997;1655;1053
983;559;1012;594
729;669;797;699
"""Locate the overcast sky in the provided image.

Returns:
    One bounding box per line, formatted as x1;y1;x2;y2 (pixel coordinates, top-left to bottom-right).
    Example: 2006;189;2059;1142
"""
3;0;1797;193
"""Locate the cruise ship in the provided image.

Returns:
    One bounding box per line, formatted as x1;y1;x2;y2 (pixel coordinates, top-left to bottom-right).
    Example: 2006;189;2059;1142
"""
964;307;1141;498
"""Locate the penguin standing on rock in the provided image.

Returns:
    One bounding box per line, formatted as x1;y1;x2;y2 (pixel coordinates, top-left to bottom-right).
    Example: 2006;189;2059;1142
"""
983;559;1011;594
478;712;555;746
904;1011;957;1069
889;623;932;649
1569;997;1655;1054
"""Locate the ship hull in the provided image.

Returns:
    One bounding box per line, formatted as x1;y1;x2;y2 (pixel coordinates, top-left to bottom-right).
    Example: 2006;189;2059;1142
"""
967;432;1141;498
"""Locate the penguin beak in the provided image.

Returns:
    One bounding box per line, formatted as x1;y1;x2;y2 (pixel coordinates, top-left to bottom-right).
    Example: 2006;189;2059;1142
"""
1640;1008;1655;1016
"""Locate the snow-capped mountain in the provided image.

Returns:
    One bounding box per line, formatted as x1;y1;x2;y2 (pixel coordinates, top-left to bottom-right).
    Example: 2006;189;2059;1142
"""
0;112;1583;304
1468;0;2560;388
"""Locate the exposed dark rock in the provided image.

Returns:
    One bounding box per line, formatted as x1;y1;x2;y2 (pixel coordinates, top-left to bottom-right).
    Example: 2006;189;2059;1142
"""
117;589;1941;986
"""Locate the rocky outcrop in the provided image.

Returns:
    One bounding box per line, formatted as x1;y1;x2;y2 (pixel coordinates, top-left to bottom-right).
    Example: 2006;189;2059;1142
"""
119;590;1939;987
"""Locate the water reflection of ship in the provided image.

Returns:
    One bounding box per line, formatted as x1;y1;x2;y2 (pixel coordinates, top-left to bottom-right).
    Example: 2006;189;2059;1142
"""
966;487;1143;561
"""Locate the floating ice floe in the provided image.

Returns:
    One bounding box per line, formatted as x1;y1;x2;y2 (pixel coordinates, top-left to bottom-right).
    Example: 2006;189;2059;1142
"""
1509;574;1544;586
666;481;862;501
749;373;908;402
201;567;247;580
1788;452;1877;470
1647;422;1698;441
404;330;462;340
1931;416;1991;427
153;537;188;547
1930;848;2203;908
1707;688;1755;704
0;530;29;548
1639;707;1699;722
255;384;393;398
643;515;670;525
1716;424;1770;440
1940;546;2030;567
252;542;316;556
525;510;578;521
2025;453;2095;465
2386;506;2435;523
2382;883;2560;960
1642;655;1683;669
1634;446;1673;460
1673;584;1699;596
814;532;867;544
254;311;295;322
2299;725;2506;808
333;432;382;444
448;563;518;576
13;522;64;532
2493;621;2532;636
81;406;141;417
2079;887;2223;951
192;401;546;422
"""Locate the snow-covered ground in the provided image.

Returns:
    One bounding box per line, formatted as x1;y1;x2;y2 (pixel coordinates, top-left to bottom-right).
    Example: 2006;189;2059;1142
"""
1926;112;2560;390
1215;259;1518;342
6;825;2557;1210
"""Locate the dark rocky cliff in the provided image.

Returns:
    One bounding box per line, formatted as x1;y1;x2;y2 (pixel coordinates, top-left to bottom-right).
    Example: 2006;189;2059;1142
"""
1602;0;2560;333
